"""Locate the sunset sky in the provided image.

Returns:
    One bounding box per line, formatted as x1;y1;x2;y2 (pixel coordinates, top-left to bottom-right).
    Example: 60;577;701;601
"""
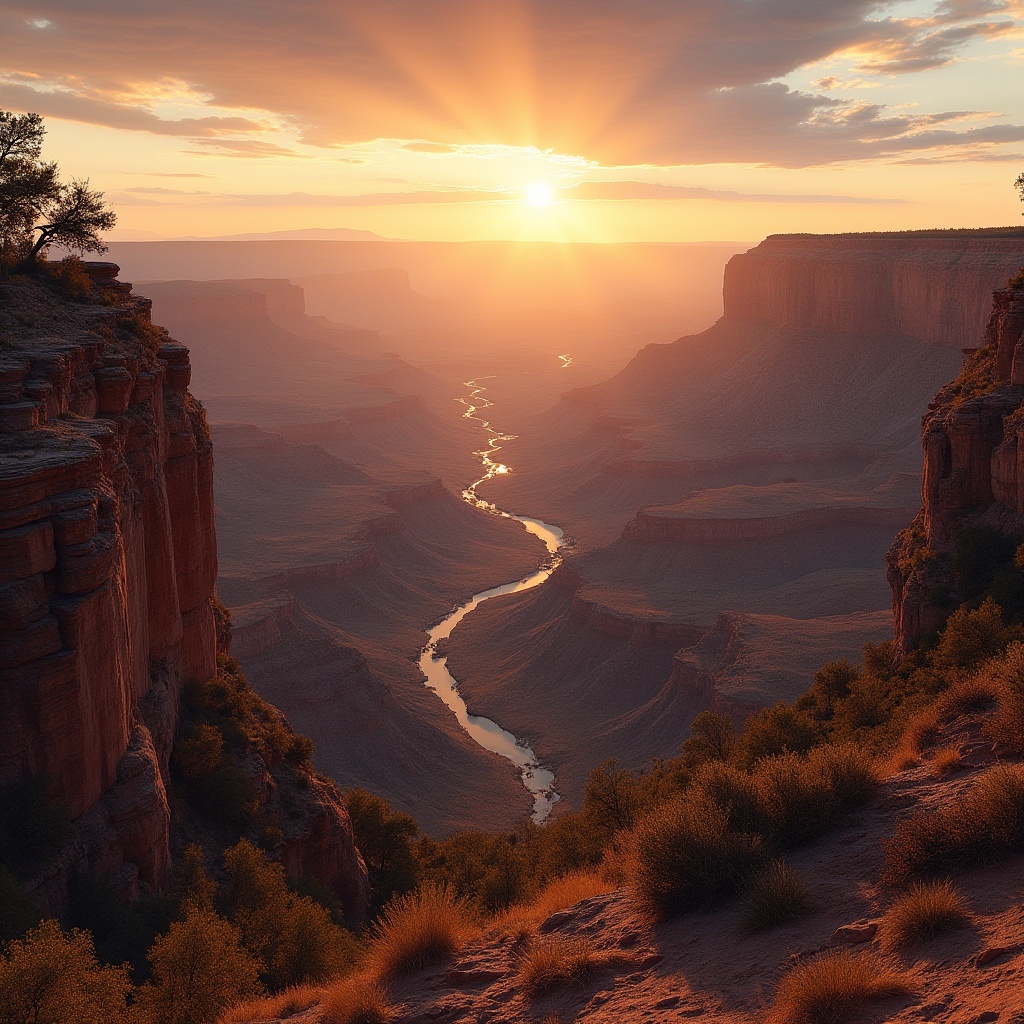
2;0;1023;242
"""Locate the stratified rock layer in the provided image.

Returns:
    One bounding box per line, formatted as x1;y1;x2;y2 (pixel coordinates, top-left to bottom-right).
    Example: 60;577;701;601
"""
0;268;216;892
888;276;1024;651
0;266;370;916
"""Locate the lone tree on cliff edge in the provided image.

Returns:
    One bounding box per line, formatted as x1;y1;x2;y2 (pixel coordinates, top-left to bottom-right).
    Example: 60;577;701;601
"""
0;110;115;270
1017;171;1024;210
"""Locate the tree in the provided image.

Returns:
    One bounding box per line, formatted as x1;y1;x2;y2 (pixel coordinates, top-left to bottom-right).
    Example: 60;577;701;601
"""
133;908;262;1024
0;110;114;269
681;711;735;768
344;789;420;909
1016;170;1024;210
0;920;130;1024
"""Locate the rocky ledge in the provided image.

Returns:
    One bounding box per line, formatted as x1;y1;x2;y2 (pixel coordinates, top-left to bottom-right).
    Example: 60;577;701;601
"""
888;274;1024;651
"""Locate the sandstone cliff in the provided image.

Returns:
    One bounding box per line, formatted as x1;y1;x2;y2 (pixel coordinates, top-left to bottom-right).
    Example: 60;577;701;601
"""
0;263;368;916
888;273;1024;651
724;231;1024;347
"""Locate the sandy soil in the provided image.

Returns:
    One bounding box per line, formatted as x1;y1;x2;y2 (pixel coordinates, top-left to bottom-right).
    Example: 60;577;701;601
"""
263;721;1024;1024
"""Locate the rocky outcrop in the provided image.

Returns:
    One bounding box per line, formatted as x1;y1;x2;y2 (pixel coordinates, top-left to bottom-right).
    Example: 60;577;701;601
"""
725;231;1024;346
0;266;369;916
0;267;216;893
888;275;1024;651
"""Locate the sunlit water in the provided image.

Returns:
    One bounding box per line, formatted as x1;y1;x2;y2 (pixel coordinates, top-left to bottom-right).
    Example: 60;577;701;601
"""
418;358;570;823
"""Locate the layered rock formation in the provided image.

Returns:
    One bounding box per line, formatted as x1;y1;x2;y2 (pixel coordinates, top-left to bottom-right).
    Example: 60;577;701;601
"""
888;274;1024;651
0;265;368;914
724;231;1024;348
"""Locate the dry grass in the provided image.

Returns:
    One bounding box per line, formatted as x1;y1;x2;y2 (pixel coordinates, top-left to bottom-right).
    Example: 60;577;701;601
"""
930;744;964;776
629;791;765;919
517;935;630;995
935;676;999;719
883;764;1024;883
488;870;612;939
320;974;395;1024
219;985;324;1023
768;949;909;1024
878;880;971;949
741;860;815;932
984;642;1024;754
365;884;476;980
888;707;942;773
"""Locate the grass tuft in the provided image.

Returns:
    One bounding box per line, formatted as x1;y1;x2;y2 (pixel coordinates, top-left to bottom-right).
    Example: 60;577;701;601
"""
219;985;324;1024
768;949;909;1024
517;935;629;995
365;884;475;980
878;880;971;949
488;870;612;940
629;791;764;918
882;764;1024;883
930;745;963;776
741;860;815;932
320;974;395;1024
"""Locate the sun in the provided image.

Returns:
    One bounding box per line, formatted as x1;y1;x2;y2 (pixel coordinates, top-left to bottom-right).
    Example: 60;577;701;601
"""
525;182;554;207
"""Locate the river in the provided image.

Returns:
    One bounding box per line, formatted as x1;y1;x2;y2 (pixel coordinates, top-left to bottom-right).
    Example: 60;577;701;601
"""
417;362;571;823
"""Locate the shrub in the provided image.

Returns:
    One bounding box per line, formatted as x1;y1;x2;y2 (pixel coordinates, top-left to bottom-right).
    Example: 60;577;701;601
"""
805;743;878;809
755;754;834;849
878;880;971;949
741;860;814;932
45;255;92;300
345;789;421;910
366;885;475;980
517;935;626;995
221;840;359;989
692;760;766;835
932;598;1019;673
734;703;820;768
888;707;942;771
767;949;908;1024
930;745;963;776
219;984;324;1024
133;908;263;1024
629;791;764;919
882;765;1024;883
0;919;131;1024
320;974;395;1024
488;870;611;939
934;676;999;719
985;642;1024;753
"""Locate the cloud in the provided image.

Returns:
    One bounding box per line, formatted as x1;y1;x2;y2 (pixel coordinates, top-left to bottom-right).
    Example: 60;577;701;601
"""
1;0;1022;166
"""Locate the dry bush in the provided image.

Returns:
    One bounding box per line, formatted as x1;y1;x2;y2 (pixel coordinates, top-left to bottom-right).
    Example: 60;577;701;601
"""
935;676;999;720
768;949;909;1024
629;791;764;919
984;641;1024;754
741;860;815;932
888;707;942;773
517;935;629;995
930;745;963;776
883;764;1024;884
692;760;766;834
756;745;877;849
219;984;323;1024
878;880;971;949
320;974;394;1024
365;885;475;980
489;871;611;939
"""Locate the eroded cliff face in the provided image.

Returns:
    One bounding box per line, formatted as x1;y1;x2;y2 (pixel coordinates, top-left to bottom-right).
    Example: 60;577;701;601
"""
888;276;1024;651
0;264;216;897
0;264;368;916
724;232;1024;346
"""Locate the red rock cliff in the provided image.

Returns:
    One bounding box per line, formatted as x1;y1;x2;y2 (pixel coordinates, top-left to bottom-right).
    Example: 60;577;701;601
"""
0;265;369;916
725;232;1024;346
0;264;217;894
887;274;1024;651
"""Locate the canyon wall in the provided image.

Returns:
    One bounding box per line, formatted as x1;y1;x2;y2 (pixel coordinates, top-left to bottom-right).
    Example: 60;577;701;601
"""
724;232;1024;346
0;265;217;895
0;265;368;915
888;278;1024;651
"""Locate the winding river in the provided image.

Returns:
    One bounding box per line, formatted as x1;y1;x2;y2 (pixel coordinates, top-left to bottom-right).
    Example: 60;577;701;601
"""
417;359;572;823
